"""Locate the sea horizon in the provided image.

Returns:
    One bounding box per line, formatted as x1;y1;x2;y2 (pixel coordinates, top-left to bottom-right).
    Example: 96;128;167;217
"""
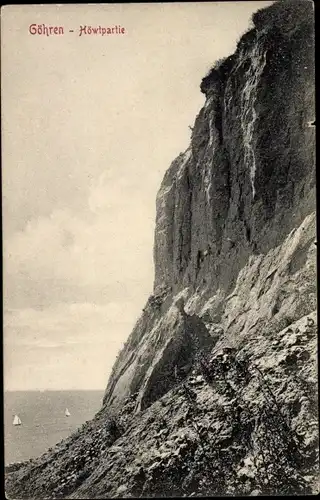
4;389;105;465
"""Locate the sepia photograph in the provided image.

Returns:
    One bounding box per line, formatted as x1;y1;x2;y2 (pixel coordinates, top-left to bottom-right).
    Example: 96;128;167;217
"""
2;0;317;497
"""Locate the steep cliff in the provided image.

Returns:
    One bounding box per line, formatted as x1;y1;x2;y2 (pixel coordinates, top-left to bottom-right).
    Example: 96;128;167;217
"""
102;0;315;413
5;1;317;498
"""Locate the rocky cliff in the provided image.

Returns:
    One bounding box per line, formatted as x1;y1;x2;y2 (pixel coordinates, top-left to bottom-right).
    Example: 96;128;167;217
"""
102;0;315;413
5;0;317;498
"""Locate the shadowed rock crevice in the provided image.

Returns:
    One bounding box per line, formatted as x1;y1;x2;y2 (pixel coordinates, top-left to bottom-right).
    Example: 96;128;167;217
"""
137;310;214;412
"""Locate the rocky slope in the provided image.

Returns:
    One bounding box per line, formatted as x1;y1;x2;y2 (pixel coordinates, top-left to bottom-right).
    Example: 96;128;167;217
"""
5;0;317;498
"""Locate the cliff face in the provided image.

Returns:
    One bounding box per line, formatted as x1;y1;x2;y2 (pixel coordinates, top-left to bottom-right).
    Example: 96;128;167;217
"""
102;0;315;413
5;1;317;498
154;0;314;294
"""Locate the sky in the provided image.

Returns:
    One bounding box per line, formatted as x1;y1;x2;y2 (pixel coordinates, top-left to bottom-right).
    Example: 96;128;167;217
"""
2;1;272;391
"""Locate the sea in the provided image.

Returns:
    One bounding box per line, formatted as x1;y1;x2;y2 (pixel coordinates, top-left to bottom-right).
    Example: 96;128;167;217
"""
4;390;104;465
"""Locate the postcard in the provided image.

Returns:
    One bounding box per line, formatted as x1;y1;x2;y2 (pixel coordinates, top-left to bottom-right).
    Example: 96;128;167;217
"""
2;1;317;498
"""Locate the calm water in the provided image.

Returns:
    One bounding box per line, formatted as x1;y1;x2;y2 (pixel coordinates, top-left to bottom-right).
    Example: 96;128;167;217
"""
4;391;104;465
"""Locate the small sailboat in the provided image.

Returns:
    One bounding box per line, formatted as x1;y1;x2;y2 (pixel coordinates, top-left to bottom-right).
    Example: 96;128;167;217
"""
65;408;71;417
13;415;22;426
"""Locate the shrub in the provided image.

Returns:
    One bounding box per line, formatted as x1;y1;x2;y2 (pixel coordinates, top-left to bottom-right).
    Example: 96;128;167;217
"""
252;0;313;38
106;416;123;440
188;348;313;495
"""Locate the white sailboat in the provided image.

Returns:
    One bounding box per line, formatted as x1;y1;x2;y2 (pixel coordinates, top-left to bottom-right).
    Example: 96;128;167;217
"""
13;415;22;426
65;408;71;417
